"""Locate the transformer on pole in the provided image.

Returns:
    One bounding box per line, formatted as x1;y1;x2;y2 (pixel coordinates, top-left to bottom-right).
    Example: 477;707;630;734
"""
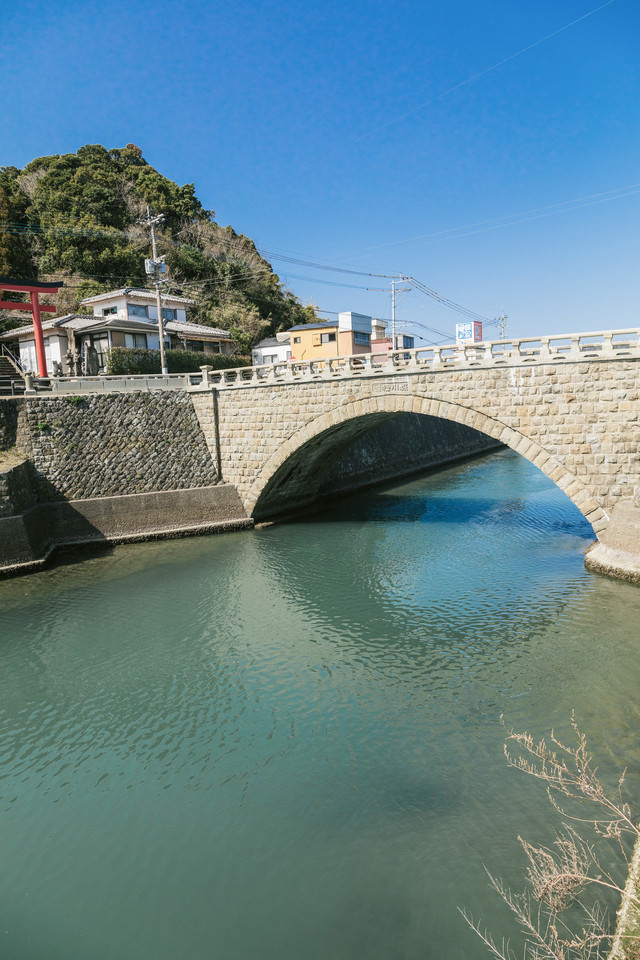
139;206;169;375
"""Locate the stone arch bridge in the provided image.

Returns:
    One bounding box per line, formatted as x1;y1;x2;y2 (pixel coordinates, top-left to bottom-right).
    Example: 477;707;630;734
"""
188;330;640;580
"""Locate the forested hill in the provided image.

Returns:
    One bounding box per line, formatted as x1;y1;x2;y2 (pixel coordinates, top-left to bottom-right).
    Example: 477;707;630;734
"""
0;143;317;347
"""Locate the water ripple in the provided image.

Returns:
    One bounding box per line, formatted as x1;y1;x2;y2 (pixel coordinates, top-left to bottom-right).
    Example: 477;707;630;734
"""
0;450;637;960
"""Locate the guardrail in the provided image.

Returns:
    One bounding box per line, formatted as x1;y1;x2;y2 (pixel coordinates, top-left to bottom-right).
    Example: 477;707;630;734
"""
0;345;25;375
41;372;204;394
19;329;640;395
202;328;640;389
0;377;25;397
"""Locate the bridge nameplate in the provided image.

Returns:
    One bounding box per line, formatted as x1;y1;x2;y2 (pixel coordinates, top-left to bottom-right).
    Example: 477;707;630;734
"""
372;377;410;393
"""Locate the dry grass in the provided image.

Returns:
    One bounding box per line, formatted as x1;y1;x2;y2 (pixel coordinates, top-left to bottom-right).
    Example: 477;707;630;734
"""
461;716;640;960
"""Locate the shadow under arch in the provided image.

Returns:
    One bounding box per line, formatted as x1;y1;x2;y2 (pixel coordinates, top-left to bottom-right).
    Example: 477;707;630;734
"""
247;395;606;530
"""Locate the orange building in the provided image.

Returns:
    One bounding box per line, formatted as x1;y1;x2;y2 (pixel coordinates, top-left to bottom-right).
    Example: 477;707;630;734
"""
289;312;376;362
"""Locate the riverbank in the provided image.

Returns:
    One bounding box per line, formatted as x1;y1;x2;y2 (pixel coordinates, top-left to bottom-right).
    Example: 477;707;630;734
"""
0;477;252;578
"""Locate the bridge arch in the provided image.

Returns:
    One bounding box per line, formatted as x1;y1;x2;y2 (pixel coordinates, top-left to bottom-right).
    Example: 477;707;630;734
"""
246;394;607;530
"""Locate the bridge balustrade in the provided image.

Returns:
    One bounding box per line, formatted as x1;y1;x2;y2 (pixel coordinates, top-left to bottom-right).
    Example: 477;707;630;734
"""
15;328;640;394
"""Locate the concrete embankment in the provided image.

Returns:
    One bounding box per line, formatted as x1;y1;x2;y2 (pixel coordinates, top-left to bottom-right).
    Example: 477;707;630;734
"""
0;392;251;576
0;477;251;577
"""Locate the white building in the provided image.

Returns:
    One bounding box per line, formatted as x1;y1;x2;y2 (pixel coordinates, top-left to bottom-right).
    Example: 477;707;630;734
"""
252;331;292;365
1;287;235;375
80;288;192;325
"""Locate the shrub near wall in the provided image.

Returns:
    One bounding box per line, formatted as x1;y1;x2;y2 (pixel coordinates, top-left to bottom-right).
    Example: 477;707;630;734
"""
106;348;248;376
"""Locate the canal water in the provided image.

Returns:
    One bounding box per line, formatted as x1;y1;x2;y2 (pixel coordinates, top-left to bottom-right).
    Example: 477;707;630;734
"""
1;448;640;960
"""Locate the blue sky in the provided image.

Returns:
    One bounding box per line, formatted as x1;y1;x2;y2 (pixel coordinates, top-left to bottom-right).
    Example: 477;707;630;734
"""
1;0;637;342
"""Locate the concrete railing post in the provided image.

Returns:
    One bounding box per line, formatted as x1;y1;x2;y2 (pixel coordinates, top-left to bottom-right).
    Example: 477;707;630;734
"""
200;365;213;388
602;333;614;356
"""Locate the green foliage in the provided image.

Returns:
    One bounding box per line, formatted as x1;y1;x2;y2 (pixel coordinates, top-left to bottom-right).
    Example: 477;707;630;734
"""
106;348;159;375
0;167;36;280
166;351;246;374
197;298;269;354
106;347;246;376
2;144;320;345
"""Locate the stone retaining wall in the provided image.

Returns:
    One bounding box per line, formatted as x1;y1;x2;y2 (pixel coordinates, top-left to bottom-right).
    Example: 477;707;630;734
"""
0;400;18;450
0;391;229;573
0;457;35;517
14;392;219;501
322;413;500;494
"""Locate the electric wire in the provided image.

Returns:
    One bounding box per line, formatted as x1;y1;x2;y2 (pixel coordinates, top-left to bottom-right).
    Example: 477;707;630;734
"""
351;0;617;143
1;218;494;322
259;249;399;279
357;182;640;253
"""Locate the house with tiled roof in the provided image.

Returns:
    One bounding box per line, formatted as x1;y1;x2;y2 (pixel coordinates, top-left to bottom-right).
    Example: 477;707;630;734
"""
251;331;292;365
0;288;235;375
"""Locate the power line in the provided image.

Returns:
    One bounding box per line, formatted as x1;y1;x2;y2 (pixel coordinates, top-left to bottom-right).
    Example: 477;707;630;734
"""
259;248;399;279
427;0;617;104
356;182;640;253
280;272;388;292
1;217;496;324
401;318;454;342
407;277;491;323
351;0;617;144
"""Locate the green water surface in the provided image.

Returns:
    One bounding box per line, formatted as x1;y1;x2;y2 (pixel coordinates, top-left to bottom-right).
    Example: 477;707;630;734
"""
1;448;639;960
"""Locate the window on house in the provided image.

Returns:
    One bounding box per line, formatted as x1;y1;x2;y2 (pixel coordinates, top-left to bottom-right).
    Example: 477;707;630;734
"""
354;332;370;345
320;332;337;343
103;306;117;316
185;340;205;352
127;304;149;319
92;335;110;370
293;336;301;344
125;333;148;349
162;308;177;322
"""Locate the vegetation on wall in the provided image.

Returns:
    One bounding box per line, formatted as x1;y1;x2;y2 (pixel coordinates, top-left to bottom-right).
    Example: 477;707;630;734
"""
0;143;318;338
105;347;245;376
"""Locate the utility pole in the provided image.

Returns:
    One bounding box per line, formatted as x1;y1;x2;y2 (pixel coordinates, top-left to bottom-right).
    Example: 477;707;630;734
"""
139;206;168;375
391;277;411;350
497;313;507;339
392;278;397;348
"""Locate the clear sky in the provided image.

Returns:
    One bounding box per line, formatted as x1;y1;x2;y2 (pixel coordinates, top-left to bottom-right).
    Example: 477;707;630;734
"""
1;0;638;342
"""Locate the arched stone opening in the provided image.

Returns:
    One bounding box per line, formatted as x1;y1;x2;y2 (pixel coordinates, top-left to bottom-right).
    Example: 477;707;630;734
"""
247;395;607;531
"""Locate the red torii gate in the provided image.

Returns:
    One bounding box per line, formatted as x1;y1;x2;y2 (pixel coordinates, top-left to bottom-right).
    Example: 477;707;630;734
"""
0;278;63;378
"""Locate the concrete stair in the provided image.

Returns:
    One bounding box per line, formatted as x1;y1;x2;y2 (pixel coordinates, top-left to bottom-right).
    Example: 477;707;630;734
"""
0;356;25;396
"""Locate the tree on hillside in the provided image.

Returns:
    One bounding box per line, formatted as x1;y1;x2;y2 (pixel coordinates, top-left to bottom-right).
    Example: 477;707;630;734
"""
0;143;319;345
